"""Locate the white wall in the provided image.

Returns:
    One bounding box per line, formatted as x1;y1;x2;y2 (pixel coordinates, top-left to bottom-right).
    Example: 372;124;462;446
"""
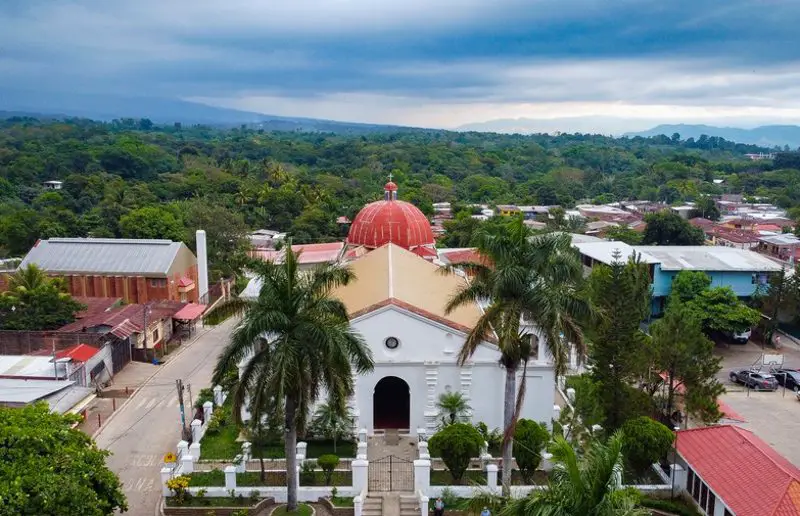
351;306;555;434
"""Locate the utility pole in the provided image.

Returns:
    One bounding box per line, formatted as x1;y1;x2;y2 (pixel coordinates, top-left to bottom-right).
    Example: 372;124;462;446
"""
176;379;188;440
186;383;194;418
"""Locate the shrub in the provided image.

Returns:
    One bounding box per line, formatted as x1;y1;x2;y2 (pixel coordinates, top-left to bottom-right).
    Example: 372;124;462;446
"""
300;460;316;485
513;419;550;483
428;423;483;482
196;488;209;506
620;416;675;473
206;408;228;435
317;454;340;485
249;489;260;503
167;475;191;505
194;388;215;409
639;496;702;516
474;422;502;454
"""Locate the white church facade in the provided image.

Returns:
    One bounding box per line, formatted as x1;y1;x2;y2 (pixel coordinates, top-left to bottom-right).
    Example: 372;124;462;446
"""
240;182;556;436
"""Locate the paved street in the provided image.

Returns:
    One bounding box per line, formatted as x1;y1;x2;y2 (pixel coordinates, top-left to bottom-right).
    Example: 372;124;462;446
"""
94;318;236;516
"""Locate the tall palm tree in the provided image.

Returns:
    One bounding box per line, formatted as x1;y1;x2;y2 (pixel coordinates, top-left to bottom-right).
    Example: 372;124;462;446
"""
435;391;472;426
502;433;648;516
8;264;49;292
212;246;374;510
445;219;592;494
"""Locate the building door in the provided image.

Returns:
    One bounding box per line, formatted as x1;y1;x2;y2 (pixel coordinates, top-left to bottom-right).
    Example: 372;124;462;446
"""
373;376;410;430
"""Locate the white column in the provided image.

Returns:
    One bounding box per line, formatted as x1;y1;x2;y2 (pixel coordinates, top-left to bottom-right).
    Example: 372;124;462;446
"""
358;428;368;443
242;442;252;461
191;419;202;442
418;442;429;459
486;464;498;491
536;334;546;363
203;401;213;424
196;229;209;301
352;459;369;492
419;495;429;516
296;442;307;458
161;467;173;497
235;454;245;473
224;466;237;490
177;440;189;459
357;442;367;459
213;385;223;406
189;442;201;460
414;459;431;494
354;496;364;516
180;454;194;474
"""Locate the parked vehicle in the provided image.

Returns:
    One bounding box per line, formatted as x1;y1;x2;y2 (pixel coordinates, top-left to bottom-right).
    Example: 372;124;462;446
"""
729;369;779;390
771;369;800;391
723;329;752;344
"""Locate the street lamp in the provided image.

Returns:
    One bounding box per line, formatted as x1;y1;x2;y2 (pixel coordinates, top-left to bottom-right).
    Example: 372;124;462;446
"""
671;425;680;499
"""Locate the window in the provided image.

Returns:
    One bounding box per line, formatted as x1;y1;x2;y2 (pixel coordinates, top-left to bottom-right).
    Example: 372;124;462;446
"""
152;328;159;342
150;278;167;288
707;495;715;515
700;483;708;508
724;509;733;516
384;337;399;350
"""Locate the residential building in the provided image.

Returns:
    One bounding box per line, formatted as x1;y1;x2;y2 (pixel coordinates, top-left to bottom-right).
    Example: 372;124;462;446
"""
575;242;782;314
671;205;695;219
0;354;94;413
42;180;63;190
706;227;761;249
757;234;800;264
518;205;552;220
249;229;286;249
674;425;800;516
16;238;199;304
251;242;345;271
495;204;521;217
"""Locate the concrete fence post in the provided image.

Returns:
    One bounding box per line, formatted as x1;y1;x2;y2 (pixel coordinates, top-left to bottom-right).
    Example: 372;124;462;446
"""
161;467;173;497
352;459;369;492
486;464;498;491
191;419;202;443
177;440;189;460
354;496;364;516
203;401;213;424
296;466;301;491
553;405;562;422
296;441;307;459
242;442;252;461
413;459;431;494
417;428;427;442
357;442;368;459
234;454;245;473
213;385;223;406
358;427;368;443
419;495;429;516
224;465;237;490
180;454;194;474
542;452;554;472
418;441;429;458
189;442;201;460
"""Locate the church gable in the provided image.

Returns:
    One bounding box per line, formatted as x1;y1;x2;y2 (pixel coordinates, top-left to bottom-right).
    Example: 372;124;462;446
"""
351;304;500;364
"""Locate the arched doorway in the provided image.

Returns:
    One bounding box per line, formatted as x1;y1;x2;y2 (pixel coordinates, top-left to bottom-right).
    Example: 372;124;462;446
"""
373;376;410;430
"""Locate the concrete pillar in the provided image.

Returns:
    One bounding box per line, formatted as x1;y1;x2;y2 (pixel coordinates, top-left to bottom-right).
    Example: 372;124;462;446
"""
189;442;201;460
542;452;554;472
414;459;431;494
553;405;562;421
358;428;367;443
234;454;245;473
242;442;252;461
670;464;686;492
418;442;429;458
419;495;429;516
296;466;301;490
213;385;223;406
352;459;369;492
180;454;194;474
357;442;367;459
480;440;488;457
354;496;364;516
566;388;576;404
486;464;498;490
224;465;237;490
191;419;202;443
203;401;213;424
296;441;307;459
417;428;427;442
177;440;189;459
161;467;173;497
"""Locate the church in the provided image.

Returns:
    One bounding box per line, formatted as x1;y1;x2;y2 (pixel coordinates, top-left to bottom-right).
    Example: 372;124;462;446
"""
241;182;556;436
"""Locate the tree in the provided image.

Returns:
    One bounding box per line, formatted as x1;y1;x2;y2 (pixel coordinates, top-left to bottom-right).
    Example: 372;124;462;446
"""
603;226;643;245
753;267;800;342
645;302;723;424
620;417;675;474
179;200;250;280
689;197;720;221
503;433;648;516
587;253;653;430
435;391;472;426
440;211;482;247
210;246;374;511
642;211;705;245
0;265;85;330
0;403;127;515
513;419;550;484
427;423;483;483
686;287;761;336
445;219;592;493
119;206;185;241
317;454;340;486
312;402;354;454
670;270;711;303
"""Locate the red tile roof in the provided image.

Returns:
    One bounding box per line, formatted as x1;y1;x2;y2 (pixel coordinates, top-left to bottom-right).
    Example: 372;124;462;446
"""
689;217;716;230
439;249;489;266
55;343;99;362
677;425;800;516
173;303;206;321
73;296;122;318
710;227;761;244
177;276;194;288
251;242;344;264
59;300;186;333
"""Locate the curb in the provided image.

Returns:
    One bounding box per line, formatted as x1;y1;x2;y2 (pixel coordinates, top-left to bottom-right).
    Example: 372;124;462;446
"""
92;324;218;441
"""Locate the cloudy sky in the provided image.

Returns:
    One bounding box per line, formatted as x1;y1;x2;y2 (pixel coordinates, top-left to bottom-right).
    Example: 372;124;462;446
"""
2;0;800;130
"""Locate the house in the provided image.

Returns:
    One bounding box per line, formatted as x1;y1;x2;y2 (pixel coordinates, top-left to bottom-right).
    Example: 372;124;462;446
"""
249;229;286;250
757;234;800;263
671;205;695;219
575;242;783;314
0;354;95;413
251;242;345;271
675;425;800;516
706;227;761;249
496;205;521;217
518;205;552;220
42;180;63;190
17;238;200;304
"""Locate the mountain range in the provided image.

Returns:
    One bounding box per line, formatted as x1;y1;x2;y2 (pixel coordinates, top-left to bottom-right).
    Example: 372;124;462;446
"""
624;124;800;149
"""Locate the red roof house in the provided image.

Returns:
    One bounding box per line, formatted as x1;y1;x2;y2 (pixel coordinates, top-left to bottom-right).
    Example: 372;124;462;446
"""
676;425;800;515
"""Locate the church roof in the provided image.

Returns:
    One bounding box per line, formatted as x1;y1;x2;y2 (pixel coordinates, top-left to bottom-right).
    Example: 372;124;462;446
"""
332;244;482;333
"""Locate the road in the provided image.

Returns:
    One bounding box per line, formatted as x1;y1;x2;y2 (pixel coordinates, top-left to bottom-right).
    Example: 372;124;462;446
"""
94;318;235;516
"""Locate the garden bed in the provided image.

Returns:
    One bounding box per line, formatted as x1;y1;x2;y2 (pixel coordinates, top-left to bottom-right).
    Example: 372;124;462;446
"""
272;503;314;516
189;469;352;487
430;469;548;486
164;495;274;515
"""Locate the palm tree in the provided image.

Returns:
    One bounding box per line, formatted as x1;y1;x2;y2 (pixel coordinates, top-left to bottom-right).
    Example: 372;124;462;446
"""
435;391;472;426
445;219;592;494
211;245;374;510
502;433;648;516
311;401;355;454
8;264;49;292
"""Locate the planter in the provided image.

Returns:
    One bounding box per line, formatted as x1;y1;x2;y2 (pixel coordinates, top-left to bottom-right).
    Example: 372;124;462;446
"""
163;496;274;515
318;497;355;516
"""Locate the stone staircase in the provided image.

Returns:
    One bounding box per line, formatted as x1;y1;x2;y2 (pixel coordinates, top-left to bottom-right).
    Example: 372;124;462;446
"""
364;496;383;516
399;495;420;516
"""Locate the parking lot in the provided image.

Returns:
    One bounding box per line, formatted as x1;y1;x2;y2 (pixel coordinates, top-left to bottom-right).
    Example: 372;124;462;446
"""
714;339;800;466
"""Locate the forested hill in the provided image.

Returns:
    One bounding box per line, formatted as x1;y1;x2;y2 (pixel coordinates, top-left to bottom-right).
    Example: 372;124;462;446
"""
1;116;800;270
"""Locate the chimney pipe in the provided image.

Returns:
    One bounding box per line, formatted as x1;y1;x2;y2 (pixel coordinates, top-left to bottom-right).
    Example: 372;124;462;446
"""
196;230;209;303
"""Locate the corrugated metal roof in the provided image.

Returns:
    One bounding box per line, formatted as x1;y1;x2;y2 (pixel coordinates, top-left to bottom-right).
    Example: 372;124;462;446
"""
634;246;783;272
20;238;186;276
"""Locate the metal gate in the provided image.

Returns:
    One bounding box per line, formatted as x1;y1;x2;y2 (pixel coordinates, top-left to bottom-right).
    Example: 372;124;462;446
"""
109;337;131;374
368;455;414;492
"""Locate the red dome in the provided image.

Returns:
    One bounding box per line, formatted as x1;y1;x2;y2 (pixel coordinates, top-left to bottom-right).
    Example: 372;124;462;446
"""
347;199;435;250
384;181;398;192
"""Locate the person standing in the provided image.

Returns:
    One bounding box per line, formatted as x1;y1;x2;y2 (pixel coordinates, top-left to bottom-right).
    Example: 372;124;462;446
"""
434;497;445;516
480;507;490;516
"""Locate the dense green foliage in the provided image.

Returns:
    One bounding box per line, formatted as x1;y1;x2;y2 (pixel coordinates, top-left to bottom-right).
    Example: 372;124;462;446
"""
620;417;675;473
428;423;484;482
3;117;800;264
642;211;706;245
0;403;127;515
512;419;551;483
435;391;472;426
316;454;340;486
0;264;85;330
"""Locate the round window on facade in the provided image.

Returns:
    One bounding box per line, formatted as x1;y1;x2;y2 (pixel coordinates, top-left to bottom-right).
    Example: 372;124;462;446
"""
385;337;400;350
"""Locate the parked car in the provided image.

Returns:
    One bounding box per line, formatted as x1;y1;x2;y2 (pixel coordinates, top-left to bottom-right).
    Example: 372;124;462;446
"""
771;368;800;391
723;329;752;344
729;369;779;390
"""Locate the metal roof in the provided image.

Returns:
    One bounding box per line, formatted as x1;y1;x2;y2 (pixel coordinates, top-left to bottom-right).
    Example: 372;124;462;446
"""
759;234;800;246
574;241;659;265
20;238;186;276
633;245;783;272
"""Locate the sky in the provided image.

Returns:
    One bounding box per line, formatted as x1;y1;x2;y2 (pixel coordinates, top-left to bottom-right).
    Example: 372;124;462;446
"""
2;0;800;131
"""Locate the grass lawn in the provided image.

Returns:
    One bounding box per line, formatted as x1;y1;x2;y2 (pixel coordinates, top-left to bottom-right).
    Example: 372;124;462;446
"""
199;423;243;460
190;469;352;487
331;496;354;507
431;469;487;486
272;503;313;516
